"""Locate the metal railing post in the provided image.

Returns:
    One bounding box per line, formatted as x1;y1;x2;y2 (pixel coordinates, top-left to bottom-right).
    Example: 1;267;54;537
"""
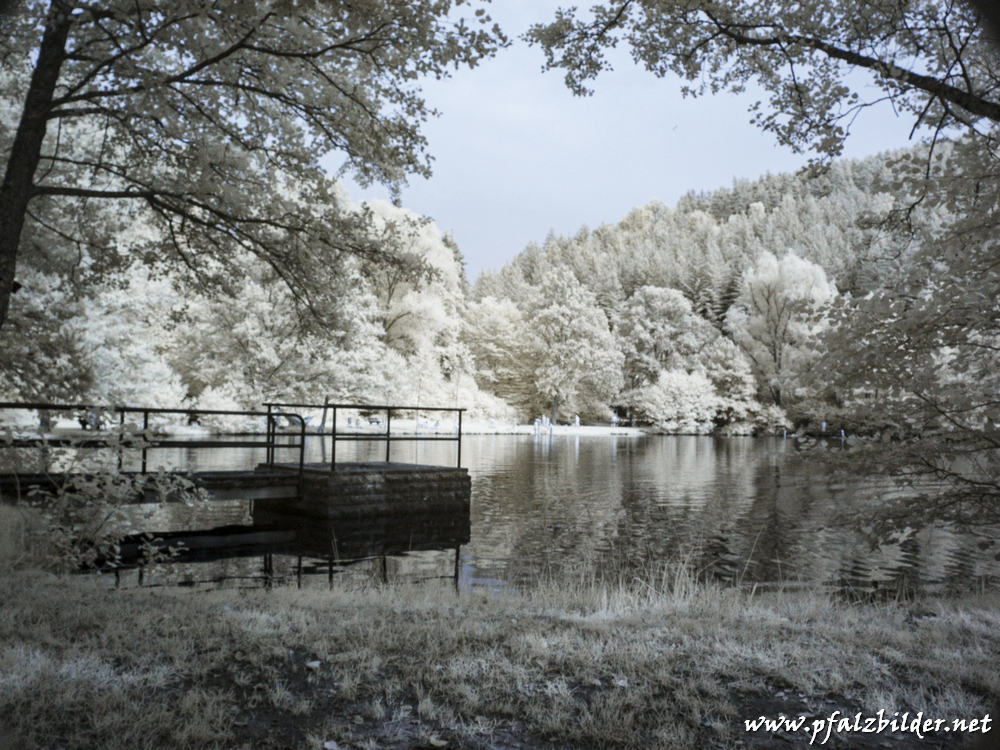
457;410;462;468
385;408;391;463
298;417;306;477
265;404;273;465
117;408;125;471
330;406;337;471
141;410;149;474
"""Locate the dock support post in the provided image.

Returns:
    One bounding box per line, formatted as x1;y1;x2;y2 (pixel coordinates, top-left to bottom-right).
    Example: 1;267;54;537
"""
114;568;121;588
454;546;461;592
141;410;149;474
138;565;144;587
263;553;274;590
457;410;462;468
296;555;303;589
381;553;388;584
265;405;273;465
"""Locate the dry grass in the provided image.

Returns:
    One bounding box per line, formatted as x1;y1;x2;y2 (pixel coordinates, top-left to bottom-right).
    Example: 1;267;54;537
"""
0;565;998;750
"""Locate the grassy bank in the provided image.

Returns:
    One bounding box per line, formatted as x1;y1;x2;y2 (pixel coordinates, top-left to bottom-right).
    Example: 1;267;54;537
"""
1;569;998;750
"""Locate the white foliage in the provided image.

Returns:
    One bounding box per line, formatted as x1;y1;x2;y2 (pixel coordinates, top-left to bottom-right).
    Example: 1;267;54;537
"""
175;264;391;415
75;267;187;408
631;370;718;434
725;251;837;406
365;199;465;356
527;268;624;421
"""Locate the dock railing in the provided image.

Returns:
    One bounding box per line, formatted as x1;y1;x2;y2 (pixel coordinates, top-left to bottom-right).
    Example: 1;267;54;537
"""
262;402;465;469
0;401;308;479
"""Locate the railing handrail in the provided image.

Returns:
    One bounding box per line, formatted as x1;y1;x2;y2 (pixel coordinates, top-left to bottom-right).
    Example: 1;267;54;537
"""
0;399;465;471
0;401;307;480
262;400;464;468
262;401;465;413
0;401;279;418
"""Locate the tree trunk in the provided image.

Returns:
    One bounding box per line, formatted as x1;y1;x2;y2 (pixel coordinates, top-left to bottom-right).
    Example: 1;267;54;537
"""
550;393;560;425
0;2;72;329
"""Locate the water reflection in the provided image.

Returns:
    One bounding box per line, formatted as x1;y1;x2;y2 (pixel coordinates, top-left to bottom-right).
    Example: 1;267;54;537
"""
33;433;1000;592
110;509;468;590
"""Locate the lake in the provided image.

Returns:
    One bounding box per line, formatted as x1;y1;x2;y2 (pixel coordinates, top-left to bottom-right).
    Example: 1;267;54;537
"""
105;433;1000;593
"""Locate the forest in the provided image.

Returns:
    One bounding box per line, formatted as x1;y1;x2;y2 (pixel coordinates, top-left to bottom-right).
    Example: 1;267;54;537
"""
0;141;968;435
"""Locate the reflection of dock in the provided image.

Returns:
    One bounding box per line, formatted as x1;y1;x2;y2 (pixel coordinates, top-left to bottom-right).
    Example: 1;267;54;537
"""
108;508;470;588
113;510;470;566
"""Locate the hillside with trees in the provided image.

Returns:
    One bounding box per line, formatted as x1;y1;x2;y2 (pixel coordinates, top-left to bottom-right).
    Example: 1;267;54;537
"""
0;142;963;437
466;149;921;432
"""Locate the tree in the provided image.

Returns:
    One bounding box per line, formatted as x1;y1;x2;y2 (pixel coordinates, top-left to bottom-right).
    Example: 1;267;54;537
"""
170;260;391;418
526;0;1000;162
461;296;537;419
615;285;716;390
0;0;503;329
528;268;624;423
725;251;837;407
820;136;1000;530
363;200;467;359
632;369;718;433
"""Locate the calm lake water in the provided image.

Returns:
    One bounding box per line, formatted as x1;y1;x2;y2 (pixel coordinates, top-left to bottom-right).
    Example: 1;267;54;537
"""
102;433;1000;593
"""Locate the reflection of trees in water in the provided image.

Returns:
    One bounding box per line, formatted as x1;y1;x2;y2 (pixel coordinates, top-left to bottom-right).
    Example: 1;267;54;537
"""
57;434;1000;591
459;435;1000;591
467;435;632;583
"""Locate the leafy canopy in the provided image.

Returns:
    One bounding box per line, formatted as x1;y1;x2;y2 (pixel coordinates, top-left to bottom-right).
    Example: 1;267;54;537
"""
526;0;1000;161
0;0;503;326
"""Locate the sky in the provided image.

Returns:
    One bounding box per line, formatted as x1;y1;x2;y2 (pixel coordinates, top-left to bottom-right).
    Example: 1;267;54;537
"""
327;1;922;284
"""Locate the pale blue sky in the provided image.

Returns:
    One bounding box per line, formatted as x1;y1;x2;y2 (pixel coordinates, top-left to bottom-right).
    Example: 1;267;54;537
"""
328;1;920;283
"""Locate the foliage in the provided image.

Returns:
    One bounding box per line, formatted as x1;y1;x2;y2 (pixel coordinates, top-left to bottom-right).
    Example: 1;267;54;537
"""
0;0;505;328
615;285;717;390
1;423;208;573
462;296;536;419
526;268;624;422
725;251;838;408
526;0;999;163
822;135;1000;531
0;266;93;401
629;369;718;434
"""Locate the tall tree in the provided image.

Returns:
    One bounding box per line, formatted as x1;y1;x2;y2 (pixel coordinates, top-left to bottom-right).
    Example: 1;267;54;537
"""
0;0;503;329
526;0;1000;161
725;251;837;407
615;285;716;390
529;267;624;423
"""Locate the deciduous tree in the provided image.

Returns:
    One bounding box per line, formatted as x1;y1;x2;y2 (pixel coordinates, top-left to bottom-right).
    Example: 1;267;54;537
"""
725;251;837;407
0;0;503;329
527;0;1000;161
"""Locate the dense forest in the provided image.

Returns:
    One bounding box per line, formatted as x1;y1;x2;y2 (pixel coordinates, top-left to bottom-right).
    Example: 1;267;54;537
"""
0;142;956;435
